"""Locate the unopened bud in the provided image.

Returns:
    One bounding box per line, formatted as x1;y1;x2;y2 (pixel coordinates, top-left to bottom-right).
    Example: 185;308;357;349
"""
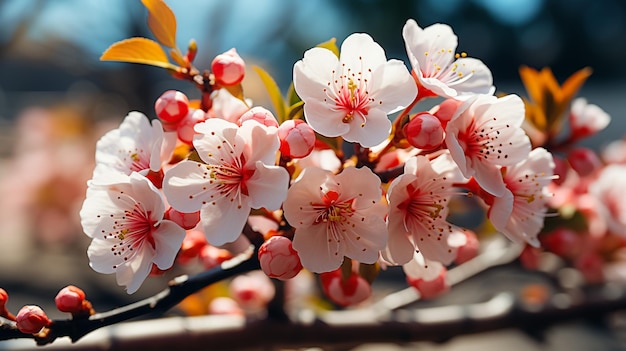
258;236;303;280
431;98;463;127
404;113;444;150
155;90;190;124
177;109;207;145
568;147;602;177
406;267;449;299
455;230;479;264
0;288;14;321
55;285;86;313
278;119;316;158
238;107;279;127
16;305;50;334
212;48;246;86
320;269;371;307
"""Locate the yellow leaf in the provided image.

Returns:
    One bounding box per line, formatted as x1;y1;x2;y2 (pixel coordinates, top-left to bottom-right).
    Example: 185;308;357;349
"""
253;66;286;123
317;37;339;57
100;37;178;70
141;0;177;48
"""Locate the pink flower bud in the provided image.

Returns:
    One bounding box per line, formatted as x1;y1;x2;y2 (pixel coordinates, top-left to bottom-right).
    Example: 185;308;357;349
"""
238;106;279;127
229;271;275;311
212;48;246;86
406;267;449;300
277;119;316;158
16;305;50;334
165;207;200;230
155;90;190;124
568;147;602;177
431;98;463;127
320;269;371;307
455;230;479;264
55;285;86;313
404;113;444;150
177;109;207;145
258;236;303;280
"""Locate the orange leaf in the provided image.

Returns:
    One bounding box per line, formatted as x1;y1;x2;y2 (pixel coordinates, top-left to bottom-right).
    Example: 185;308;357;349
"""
561;67;592;104
100;37;178;70
141;0;177;48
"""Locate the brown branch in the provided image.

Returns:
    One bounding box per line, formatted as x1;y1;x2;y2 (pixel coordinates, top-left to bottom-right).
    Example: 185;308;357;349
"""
6;284;626;351
0;246;259;345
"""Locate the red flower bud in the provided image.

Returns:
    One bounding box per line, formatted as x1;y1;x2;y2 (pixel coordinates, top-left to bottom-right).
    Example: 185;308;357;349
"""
258;236;303;280
277;119;316;158
212;48;246;86
16;305;51;334
155;90;190;124
55;285;86;313
404;113;444;150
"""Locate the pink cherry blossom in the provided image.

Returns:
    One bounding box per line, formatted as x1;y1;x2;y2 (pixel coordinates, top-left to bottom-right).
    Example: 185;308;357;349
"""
212;48;246;86
489;147;555;247
402;19;494;99
80;172;186;294
385;154;467;265
163;119;289;246
588;164;626;236
569;97;610;140
445;94;531;196
93;112;175;180
293;33;417;147
320;268;372;306
283;166;387;273
16;305;50;334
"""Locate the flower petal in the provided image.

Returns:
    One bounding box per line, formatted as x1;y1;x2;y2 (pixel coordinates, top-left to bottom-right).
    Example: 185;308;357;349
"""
163;161;213;213
302;98;350;137
293;47;339;102
368;59;417;114
201;197;250;246
339;33;387;71
342;108;391;147
151;220;186;270
292;223;344;273
246;162;289;210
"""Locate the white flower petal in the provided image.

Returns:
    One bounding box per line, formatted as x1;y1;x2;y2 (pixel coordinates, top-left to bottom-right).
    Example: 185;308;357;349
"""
163;161;213;213
302;99;350;137
246;162;289;210
151;220;186;270
201;197;250;246
340;33;387;71
368;60;418;114
292;223;344;273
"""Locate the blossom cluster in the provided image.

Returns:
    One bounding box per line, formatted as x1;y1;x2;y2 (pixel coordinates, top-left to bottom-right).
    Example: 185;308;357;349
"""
79;18;564;306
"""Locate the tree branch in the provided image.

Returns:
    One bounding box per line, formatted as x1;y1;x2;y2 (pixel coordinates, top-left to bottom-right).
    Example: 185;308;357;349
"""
0;245;259;345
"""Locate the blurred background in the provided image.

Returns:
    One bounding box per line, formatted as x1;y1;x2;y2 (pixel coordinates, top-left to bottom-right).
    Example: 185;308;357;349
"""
1;0;626;350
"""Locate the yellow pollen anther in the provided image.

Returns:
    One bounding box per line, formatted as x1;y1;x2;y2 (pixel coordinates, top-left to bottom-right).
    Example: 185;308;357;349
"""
131;153;140;161
118;228;129;240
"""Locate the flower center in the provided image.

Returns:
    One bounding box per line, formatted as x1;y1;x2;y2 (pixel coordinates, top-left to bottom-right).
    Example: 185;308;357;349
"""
324;60;377;127
102;198;156;269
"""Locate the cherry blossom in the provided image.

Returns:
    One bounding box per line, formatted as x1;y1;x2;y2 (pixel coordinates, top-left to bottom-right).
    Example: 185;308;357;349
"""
489;147;555;247
93;112;175;180
80;172;185;294
385;153;467;265
588;164;626;236
283;166;387;273
293;33;417;147
163;119;289;246
402;19;494;99
445;94;531;197
569;97;610;140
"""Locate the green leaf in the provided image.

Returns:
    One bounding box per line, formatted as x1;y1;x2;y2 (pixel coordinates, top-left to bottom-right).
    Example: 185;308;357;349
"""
253;65;286;123
287;101;304;120
317;37;339;57
286;82;302;106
